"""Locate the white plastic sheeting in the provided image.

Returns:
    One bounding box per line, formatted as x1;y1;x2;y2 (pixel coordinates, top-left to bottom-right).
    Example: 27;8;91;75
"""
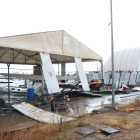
40;53;60;94
12;103;74;123
104;47;140;71
74;57;90;91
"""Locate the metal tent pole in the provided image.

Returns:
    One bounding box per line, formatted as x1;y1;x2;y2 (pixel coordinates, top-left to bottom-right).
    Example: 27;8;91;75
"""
41;69;44;95
110;0;115;108
100;60;104;87
38;66;39;83
100;60;103;79
7;63;10;105
58;62;59;76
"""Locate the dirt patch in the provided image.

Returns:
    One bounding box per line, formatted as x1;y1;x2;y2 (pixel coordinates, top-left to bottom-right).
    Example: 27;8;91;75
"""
1;97;140;139
0;110;40;133
117;98;140;112
60;111;140;140
1;110;140;140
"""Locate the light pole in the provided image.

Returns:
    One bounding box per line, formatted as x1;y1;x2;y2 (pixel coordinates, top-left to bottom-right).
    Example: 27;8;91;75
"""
110;0;115;108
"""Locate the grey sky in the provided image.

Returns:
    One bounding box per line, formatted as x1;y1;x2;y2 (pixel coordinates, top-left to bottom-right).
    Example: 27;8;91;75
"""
0;0;140;72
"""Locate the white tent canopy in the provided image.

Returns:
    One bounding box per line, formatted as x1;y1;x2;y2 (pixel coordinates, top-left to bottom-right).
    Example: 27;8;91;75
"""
0;30;102;65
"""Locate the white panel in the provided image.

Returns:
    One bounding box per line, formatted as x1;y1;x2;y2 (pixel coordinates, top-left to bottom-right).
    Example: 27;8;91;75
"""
74;57;90;91
12;103;74;123
63;37;70;45
40;53;60;94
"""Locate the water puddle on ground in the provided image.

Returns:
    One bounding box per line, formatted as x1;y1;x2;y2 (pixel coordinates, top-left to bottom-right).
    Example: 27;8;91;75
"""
56;93;140;117
1;91;140;118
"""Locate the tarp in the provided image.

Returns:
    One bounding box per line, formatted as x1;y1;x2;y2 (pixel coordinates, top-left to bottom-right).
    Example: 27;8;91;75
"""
0;30;102;65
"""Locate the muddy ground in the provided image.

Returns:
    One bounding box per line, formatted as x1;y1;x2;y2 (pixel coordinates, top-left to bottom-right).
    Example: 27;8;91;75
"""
1;107;140;139
1;92;140;139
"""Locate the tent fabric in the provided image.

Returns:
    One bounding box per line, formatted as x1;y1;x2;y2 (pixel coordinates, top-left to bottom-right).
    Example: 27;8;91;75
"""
104;47;140;71
0;30;102;65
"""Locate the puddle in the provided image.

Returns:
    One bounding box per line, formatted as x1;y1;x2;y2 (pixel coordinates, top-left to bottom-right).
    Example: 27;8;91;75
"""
56;92;140;117
1;86;140;118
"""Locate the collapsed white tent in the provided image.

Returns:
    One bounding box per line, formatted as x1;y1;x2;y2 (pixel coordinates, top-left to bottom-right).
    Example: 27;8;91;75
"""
0;30;103;94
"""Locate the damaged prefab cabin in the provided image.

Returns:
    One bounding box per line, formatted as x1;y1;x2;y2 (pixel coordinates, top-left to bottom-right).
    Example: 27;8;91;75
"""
0;30;103;101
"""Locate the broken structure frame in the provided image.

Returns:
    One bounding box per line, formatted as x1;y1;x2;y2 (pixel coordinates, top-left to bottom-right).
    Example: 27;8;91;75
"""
0;30;103;104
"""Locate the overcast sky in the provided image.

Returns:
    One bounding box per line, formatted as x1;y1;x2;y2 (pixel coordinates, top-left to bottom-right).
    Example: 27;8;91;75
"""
0;0;140;73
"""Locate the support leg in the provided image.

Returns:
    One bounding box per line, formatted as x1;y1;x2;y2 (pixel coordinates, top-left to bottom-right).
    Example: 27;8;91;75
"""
41;70;45;95
7;63;10;105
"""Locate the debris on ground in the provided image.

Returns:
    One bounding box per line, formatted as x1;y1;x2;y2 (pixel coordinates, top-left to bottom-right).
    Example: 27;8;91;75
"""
75;128;94;136
100;127;120;136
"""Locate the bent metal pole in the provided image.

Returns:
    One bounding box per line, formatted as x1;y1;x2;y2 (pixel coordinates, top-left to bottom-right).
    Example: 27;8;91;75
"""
110;0;115;108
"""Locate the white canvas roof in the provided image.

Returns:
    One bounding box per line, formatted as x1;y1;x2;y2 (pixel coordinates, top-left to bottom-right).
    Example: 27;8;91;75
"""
0;30;102;65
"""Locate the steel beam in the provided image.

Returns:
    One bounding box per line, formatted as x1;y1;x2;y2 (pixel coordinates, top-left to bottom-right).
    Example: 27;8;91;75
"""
0;48;10;58
13;49;40;62
25;52;38;62
13;49;22;61
7;63;10;105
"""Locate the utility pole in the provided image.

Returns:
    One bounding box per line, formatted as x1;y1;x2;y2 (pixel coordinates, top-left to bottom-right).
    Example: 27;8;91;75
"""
110;0;115;108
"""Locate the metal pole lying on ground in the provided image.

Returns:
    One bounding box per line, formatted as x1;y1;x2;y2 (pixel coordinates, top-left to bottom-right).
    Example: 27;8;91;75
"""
110;0;115;108
7;63;10;105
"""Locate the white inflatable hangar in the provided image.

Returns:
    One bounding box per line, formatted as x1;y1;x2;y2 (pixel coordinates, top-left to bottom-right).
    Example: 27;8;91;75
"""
0;30;103;94
104;47;140;87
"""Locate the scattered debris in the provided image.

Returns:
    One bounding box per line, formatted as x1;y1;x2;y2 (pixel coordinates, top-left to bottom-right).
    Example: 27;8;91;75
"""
76;128;94;136
132;87;140;91
79;137;96;140
100;127;120;136
92;110;99;113
129;109;134;112
96;112;100;114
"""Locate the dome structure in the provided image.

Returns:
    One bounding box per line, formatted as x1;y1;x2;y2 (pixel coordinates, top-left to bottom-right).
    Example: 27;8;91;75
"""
104;47;140;71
